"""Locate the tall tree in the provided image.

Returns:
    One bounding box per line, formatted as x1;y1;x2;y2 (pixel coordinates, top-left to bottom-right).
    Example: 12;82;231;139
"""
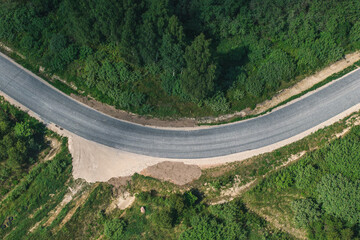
181;33;216;100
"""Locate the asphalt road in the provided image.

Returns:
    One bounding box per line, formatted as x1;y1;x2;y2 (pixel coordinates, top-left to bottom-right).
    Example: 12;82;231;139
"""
1;55;360;159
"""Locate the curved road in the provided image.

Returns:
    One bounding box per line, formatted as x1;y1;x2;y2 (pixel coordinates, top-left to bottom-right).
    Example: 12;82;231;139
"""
1;54;360;159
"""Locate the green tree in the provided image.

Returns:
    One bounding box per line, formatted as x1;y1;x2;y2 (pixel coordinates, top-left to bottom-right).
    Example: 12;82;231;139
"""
181;33;216;100
160;15;185;74
152;208;174;229
14;122;32;139
49;33;67;53
257;49;296;90
350;22;360;48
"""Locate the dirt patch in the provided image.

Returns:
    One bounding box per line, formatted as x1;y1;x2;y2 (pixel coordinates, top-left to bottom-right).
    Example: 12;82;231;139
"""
67;132;162;182
276;151;306;170
211;151;307;205
42;137;61;162
335;115;360;138
29;221;41;233
140;161;202;185
106;191;136;213
0;42;25;59
211;179;257;205
108;176;132;196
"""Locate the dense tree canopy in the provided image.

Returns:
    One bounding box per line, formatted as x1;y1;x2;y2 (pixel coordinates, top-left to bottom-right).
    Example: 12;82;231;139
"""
181;33;216;100
1;0;360;117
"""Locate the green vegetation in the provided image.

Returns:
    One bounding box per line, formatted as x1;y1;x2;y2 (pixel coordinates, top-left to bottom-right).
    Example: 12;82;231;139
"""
1;84;360;240
0;97;46;197
102;189;290;240
1;0;360;118
245;125;360;239
0;97;291;239
201;63;360;125
0;97;74;239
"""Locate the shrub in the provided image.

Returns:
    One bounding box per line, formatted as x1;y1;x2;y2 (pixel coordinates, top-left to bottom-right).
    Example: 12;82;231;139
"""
104;218;126;240
245;76;263;97
317;174;360;224
295;164;316;190
274;171;294;190
291;198;321;228
205;92;229;113
152;208;174;229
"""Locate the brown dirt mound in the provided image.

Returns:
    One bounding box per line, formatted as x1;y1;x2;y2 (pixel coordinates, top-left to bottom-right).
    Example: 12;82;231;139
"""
140;161;202;185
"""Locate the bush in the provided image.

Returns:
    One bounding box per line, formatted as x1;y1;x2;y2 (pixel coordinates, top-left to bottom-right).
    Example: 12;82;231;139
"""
152;208;174;229
245;76;263;97
295;164;316;190
274;171;294;190
316;174;360;224
104;218;126;240
291;198;321;228
205;92;229;113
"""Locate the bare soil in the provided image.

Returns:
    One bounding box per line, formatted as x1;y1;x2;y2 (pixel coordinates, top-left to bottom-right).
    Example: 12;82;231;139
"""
108;176;132;195
140;161;202;185
106;191;135;213
42;137;61;162
43;182;85;227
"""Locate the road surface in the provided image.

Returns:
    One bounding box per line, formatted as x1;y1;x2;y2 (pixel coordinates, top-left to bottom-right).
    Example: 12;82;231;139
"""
1;54;360;159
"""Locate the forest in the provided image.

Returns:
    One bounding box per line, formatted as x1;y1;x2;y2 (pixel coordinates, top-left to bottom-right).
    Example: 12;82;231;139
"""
1;0;360;117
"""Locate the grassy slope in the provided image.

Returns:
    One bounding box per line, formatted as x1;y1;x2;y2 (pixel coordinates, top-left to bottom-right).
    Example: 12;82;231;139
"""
1;101;360;239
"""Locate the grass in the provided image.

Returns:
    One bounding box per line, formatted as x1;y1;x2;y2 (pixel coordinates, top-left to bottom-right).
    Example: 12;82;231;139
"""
53;184;112;240
192;110;359;202
0;139;72;240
